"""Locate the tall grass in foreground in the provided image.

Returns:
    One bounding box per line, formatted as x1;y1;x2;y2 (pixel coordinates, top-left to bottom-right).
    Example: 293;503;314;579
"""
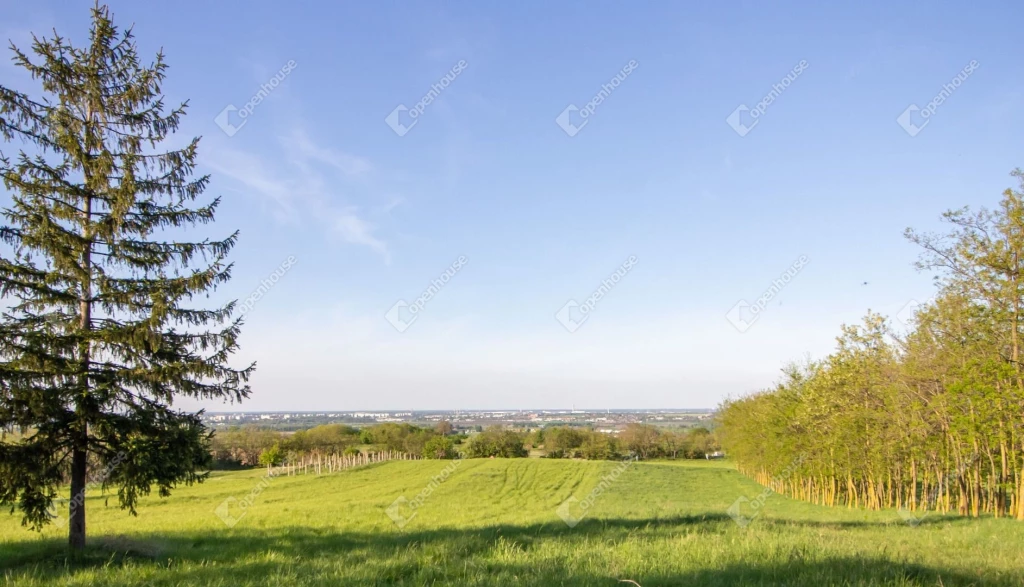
2;459;1023;586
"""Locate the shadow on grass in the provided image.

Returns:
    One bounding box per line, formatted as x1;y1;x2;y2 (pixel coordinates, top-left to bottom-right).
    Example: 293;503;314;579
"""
1;514;1015;586
753;513;984;530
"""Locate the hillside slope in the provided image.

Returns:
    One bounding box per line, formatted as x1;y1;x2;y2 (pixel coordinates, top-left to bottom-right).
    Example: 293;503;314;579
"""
2;459;1023;586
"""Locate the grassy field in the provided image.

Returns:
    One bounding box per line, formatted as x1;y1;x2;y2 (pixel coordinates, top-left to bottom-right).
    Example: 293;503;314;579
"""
2;458;1023;586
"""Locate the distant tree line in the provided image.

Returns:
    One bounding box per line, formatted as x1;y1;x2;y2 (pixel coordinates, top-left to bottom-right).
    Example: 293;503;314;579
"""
538;424;718;460
209;421;720;467
210;421;466;466
718;170;1024;521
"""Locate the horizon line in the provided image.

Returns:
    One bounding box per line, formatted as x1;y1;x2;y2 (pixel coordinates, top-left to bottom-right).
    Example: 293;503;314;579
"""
200;407;718;414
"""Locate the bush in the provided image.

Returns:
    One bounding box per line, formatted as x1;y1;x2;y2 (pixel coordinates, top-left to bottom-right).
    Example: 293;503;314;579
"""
287;424;359;454
684;427;716;458
544;426;586;456
423;435;458;459
466;427;528;458
621;423;662;460
403;430;436;457
258;443;284;467
579;431;617;460
210;426;282;466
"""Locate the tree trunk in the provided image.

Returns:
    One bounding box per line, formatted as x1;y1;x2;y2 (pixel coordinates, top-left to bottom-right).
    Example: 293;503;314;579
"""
1017;463;1024;521
69;443;87;549
72;146;93;550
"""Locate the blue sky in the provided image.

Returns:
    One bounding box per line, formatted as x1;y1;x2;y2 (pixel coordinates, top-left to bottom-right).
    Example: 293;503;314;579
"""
2;0;1022;411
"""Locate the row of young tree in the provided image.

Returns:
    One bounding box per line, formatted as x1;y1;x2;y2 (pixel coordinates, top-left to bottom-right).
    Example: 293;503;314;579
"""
718;170;1024;520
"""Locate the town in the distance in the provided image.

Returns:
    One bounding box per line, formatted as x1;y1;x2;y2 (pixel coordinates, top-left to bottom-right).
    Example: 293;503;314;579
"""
202;408;714;433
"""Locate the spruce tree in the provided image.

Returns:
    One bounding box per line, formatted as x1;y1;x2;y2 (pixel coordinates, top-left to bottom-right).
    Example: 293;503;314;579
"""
0;5;253;549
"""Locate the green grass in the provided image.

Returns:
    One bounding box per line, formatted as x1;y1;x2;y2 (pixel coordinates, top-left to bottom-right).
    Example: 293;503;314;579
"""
2;458;1023;586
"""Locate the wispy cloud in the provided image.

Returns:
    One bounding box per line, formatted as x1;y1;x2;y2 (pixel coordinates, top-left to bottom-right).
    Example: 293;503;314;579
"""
206;129;392;262
335;209;390;263
205;147;298;219
283;130;373;179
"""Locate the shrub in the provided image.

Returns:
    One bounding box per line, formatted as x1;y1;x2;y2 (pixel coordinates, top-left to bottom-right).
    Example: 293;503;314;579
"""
466;427;528;458
545;426;586;455
423;435;458;459
579;431;616;460
258;443;285;467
